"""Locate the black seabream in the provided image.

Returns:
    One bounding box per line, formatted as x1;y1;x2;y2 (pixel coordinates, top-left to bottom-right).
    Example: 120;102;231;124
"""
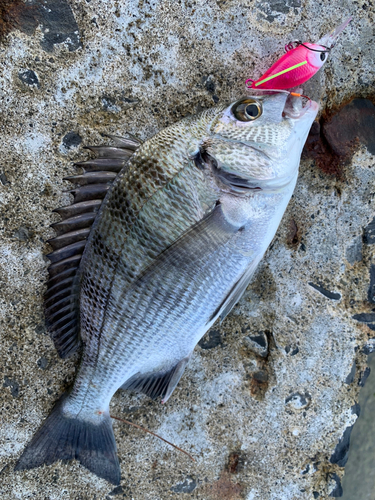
16;92;318;484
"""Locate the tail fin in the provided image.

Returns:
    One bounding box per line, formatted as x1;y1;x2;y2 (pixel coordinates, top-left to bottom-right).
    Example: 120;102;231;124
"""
15;395;120;485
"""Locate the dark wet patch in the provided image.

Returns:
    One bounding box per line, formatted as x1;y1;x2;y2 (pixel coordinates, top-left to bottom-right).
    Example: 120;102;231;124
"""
18;69;40;88
352;312;375;323
303;98;375;178
352;402;361;417
308;282;341;300
362;338;375;355
35;323;46;335
198;329;222;349
0;0;81;52
170;476;197;493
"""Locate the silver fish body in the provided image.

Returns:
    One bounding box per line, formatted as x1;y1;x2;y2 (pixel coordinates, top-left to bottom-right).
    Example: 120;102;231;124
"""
16;92;318;483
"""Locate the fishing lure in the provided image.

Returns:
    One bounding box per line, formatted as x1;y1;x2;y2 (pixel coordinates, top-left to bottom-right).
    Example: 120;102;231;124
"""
246;17;352;91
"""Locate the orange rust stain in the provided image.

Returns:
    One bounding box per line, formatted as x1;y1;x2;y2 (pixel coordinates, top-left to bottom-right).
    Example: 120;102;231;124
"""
205;471;243;500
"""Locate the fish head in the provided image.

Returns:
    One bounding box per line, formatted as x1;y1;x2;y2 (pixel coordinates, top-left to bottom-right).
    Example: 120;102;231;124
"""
207;91;319;192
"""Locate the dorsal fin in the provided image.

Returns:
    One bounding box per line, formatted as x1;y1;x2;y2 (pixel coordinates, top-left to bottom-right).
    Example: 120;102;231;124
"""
45;135;142;358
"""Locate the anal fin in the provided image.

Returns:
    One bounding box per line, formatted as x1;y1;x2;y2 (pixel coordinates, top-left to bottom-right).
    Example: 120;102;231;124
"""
121;354;192;403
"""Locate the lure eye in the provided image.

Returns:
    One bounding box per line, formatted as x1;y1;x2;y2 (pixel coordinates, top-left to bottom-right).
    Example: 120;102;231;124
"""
320;52;326;61
232;98;262;122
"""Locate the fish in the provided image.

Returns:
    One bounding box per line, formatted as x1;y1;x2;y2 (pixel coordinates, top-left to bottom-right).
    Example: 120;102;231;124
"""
15;91;319;484
246;17;352;90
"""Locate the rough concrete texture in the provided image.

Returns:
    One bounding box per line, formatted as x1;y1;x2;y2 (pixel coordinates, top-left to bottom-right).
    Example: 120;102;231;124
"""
0;1;374;499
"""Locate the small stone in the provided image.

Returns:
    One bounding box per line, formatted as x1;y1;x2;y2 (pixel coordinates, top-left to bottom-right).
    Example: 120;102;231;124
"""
18;69;40;88
108;485;123;496
244;331;268;357
13;227;30;241
37;357;49;370
170;476;196;493
0;172;9;185
3;376;19;398
62;132;82;150
285;392;311;410
309;282;341;300
362;338;375;355
328;473;343;497
198;329;222;349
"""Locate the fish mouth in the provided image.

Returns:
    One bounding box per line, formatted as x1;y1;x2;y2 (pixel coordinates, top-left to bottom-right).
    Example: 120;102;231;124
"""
282;89;319;120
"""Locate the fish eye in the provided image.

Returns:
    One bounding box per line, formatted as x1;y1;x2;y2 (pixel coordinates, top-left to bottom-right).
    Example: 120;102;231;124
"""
232;98;262;122
320;52;326;61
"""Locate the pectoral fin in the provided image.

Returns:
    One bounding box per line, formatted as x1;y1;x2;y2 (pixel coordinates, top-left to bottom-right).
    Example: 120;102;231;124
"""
209;256;262;323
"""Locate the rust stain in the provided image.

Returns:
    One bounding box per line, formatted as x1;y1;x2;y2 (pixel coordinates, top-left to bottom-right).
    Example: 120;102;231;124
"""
206;471;243;500
0;0;37;39
286;218;300;249
249;368;269;399
227;452;240;474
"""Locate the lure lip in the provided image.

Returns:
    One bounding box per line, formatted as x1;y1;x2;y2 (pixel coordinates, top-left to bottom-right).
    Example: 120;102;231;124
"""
316;16;352;49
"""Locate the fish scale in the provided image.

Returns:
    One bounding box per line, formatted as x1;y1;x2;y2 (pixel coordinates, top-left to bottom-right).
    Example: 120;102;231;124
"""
16;92;319;484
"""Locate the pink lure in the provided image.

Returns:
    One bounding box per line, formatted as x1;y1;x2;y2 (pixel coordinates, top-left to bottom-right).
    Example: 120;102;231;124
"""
247;17;352;90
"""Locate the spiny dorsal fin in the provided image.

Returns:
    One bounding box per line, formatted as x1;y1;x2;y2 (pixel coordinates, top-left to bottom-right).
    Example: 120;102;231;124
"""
45;134;141;358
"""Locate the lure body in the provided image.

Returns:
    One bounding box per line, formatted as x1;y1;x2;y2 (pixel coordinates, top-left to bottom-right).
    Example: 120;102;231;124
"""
250;43;328;90
247;17;352;90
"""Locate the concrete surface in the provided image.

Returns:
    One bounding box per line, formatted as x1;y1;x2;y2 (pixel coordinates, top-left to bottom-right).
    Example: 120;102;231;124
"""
0;1;374;499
